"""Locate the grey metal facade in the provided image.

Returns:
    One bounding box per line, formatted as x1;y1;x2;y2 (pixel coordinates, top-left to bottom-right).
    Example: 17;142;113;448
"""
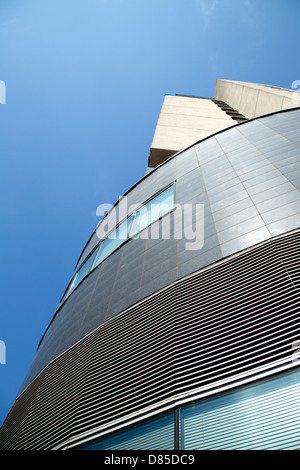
0;107;300;450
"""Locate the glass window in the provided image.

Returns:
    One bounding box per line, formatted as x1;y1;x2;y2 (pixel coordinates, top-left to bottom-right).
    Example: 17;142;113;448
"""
92;216;133;269
67;250;97;297
180;368;300;450
75;410;174;450
129;185;174;238
62;185;175;302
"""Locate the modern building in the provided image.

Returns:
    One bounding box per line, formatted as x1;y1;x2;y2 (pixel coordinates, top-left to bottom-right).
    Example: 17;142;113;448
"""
1;79;300;450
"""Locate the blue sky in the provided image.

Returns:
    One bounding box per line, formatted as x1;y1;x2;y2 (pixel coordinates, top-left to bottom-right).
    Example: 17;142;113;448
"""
0;0;299;426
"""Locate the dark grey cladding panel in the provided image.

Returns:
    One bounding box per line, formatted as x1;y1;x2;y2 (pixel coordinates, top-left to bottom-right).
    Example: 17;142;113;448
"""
18;108;300;394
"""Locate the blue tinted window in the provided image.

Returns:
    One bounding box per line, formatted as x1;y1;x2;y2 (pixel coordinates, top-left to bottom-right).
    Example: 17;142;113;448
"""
62;185;175;301
129;185;174;237
93;217;133;269
67;250;97;296
180;368;300;450
76;410;174;450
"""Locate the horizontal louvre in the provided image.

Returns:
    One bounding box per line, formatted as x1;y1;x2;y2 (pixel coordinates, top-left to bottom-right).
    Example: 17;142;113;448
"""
0;230;299;450
79;410;175;451
0;370;46;450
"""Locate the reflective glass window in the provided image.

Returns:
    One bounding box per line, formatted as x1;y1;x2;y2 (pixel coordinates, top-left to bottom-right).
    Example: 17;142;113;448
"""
63;185;175;301
180;368;300;450
93;216;133;269
76;410;174;450
67;250;97;296
129;185;174;238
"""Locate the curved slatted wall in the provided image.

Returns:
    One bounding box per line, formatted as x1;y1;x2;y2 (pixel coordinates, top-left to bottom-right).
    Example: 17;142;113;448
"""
0;230;299;450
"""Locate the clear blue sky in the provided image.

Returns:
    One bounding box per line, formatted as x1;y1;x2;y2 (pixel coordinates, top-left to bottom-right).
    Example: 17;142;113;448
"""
0;0;299;426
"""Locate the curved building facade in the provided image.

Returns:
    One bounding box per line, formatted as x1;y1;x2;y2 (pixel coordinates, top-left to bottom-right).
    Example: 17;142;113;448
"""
1;84;300;450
